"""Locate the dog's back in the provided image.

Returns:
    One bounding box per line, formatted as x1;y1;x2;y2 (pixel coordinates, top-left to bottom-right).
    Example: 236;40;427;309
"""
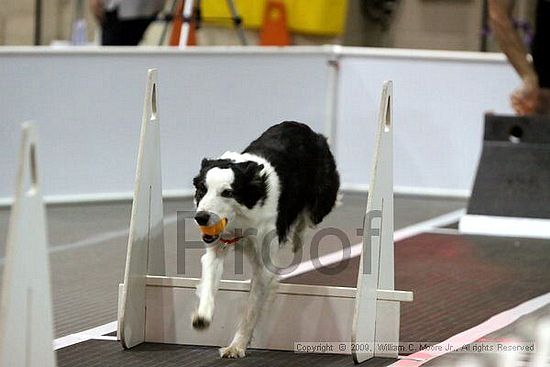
243;121;340;243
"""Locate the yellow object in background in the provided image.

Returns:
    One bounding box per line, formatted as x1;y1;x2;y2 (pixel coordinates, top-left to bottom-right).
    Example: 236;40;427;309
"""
287;0;348;36
201;0;348;36
202;0;265;28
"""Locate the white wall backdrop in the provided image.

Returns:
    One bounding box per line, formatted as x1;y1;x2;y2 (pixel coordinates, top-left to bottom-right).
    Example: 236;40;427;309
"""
336;49;518;196
0;48;330;202
0;47;519;203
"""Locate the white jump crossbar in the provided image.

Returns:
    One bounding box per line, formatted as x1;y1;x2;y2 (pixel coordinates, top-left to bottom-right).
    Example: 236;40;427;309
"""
0;123;57;367
118;72;413;364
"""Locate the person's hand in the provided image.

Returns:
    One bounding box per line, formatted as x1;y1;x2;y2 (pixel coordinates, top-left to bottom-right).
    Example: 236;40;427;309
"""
89;0;105;22
510;77;540;115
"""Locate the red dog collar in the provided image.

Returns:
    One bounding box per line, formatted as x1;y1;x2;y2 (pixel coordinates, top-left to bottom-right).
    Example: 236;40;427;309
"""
219;236;243;245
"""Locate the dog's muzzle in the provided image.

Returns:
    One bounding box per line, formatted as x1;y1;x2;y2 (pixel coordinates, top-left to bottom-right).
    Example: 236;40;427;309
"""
194;211;228;243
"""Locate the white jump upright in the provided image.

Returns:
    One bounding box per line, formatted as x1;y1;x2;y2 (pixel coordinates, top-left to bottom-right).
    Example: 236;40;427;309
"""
119;69;166;349
118;76;413;364
352;81;413;363
0;123;57;367
532;318;550;367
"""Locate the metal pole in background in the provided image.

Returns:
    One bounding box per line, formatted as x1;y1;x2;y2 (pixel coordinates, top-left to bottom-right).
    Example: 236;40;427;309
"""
225;0;247;45
34;0;42;45
480;0;488;52
179;0;195;48
159;0;179;45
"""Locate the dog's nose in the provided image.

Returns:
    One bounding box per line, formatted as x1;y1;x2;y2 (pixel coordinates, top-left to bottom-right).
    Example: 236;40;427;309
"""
194;211;211;226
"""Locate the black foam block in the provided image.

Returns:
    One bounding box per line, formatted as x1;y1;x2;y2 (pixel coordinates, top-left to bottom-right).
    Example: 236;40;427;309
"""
467;114;550;219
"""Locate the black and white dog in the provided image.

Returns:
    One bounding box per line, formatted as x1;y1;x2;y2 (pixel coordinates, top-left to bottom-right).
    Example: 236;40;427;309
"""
192;121;340;358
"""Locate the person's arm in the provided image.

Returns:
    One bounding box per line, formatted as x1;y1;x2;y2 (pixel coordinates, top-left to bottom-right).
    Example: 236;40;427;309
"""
90;0;105;22
488;0;544;114
488;0;538;86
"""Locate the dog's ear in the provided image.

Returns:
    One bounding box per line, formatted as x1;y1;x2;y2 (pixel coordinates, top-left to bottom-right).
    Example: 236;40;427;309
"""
232;161;267;209
192;174;202;187
201;158;210;168
235;161;264;178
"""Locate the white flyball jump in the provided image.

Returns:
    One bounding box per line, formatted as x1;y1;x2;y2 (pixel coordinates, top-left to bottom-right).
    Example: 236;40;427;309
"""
352;81;413;363
117;71;413;364
0;123;57;367
119;69;166;349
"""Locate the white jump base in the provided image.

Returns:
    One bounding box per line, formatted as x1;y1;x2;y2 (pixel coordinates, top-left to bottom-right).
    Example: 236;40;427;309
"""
459;214;550;239
118;70;413;364
118;276;413;354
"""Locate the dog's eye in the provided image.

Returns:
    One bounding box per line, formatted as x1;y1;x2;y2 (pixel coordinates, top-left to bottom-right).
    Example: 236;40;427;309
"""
221;189;233;198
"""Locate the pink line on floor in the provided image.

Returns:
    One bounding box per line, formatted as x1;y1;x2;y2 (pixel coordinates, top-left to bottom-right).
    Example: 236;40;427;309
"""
391;291;550;366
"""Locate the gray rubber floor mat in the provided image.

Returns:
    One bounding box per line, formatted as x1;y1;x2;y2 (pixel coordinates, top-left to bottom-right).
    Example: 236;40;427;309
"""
56;339;396;367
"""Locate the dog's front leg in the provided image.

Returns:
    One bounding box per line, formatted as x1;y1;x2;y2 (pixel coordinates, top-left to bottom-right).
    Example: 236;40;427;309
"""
192;246;225;330
220;243;277;358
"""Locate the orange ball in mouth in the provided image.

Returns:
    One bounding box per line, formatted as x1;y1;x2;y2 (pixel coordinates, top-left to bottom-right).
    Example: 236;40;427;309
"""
199;218;228;243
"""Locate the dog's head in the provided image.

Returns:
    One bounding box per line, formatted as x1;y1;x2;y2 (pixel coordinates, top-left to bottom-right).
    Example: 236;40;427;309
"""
192;157;267;243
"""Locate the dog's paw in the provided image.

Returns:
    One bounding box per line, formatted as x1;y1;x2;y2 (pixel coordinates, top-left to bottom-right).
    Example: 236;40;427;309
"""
191;312;211;330
219;345;246;358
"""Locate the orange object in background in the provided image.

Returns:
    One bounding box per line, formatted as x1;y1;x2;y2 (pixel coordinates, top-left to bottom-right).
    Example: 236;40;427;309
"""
260;0;290;46
169;0;197;46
